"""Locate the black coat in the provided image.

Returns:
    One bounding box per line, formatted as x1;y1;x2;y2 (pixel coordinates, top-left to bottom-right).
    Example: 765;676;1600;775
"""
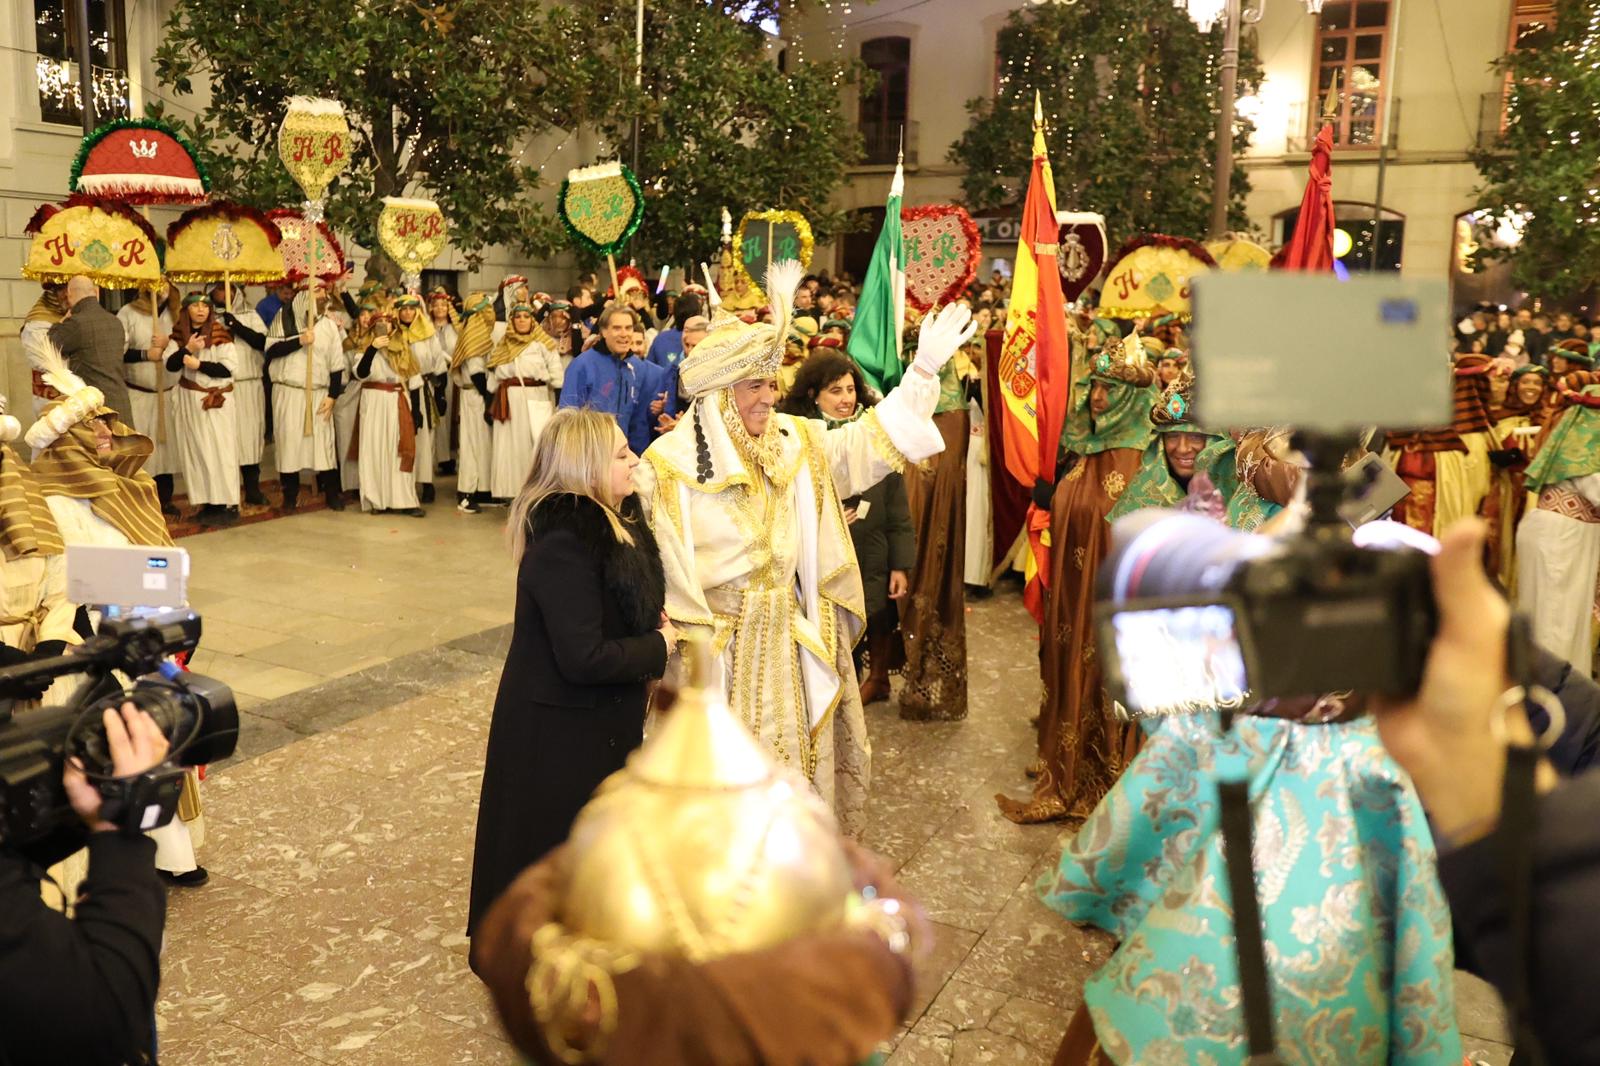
467;492;667;936
844;473;914;618
0;834;166;1065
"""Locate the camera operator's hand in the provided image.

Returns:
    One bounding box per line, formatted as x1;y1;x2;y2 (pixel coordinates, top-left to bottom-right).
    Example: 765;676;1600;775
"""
63;703;170;834
1372;520;1556;848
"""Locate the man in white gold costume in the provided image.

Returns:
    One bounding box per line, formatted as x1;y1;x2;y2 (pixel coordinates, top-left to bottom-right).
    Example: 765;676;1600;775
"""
634;260;974;834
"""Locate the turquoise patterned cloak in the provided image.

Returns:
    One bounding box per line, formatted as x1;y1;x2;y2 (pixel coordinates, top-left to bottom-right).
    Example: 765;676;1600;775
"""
1040;434;1462;1064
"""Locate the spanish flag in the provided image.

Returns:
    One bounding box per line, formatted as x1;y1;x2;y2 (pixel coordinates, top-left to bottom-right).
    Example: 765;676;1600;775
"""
996;93;1071;622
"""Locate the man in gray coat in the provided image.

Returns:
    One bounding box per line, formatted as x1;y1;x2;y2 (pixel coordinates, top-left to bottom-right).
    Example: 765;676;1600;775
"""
48;275;132;426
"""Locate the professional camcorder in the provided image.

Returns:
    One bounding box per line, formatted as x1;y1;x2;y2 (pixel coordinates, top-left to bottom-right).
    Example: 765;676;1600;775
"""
1093;273;1453;719
0;609;238;853
1095;435;1437;717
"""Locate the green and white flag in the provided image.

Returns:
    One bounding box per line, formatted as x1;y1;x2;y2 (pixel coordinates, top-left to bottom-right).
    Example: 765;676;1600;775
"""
848;160;905;396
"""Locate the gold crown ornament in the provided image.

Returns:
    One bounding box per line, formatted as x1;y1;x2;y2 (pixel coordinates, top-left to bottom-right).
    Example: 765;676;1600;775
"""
1090;329;1157;389
560;640;855;961
1150;366;1202;432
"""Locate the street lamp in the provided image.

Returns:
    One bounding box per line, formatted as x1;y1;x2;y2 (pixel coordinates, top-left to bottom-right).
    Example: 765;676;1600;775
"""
1178;0;1326;237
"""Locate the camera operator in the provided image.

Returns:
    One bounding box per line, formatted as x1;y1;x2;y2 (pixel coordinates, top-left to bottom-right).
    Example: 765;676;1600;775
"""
1374;519;1599;1061
0;702;168;1066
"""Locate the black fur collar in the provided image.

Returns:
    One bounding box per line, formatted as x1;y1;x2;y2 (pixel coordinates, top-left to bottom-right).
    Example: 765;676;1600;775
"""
529;493;664;634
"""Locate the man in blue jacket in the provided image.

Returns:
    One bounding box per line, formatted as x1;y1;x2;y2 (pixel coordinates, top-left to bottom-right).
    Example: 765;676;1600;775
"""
559;305;644;447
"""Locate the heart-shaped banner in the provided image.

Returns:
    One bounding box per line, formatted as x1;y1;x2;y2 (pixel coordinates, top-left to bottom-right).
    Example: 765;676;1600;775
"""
900;204;981;312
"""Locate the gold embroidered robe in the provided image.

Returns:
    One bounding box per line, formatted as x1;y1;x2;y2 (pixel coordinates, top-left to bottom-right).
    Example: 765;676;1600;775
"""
634;376;945;835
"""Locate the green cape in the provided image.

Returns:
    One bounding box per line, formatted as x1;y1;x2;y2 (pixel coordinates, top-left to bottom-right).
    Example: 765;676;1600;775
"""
1525;385;1600;491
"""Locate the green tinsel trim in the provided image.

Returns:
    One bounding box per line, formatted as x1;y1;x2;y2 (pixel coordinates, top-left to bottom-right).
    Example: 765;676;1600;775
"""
68;116;213;198
556;163;645;258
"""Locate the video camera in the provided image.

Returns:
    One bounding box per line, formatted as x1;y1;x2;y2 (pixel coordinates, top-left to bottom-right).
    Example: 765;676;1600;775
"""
0;608;238;856
1092;273;1452;719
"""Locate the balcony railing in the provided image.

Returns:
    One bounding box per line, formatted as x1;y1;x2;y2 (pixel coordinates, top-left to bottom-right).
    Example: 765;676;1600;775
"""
1285;97;1400;153
857;119;919;167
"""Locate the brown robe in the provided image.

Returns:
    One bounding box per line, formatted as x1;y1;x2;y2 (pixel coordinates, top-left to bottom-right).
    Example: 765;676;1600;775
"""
997;445;1146;824
898;409;970;720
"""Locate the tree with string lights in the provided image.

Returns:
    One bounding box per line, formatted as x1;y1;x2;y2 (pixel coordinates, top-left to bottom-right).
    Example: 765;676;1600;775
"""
949;0;1261;244
1472;0;1600;303
153;0;861;281
581;0;864;271
152;0;638;279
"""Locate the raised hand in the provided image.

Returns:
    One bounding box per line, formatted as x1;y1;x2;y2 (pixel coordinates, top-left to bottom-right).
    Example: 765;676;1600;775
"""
913;303;977;379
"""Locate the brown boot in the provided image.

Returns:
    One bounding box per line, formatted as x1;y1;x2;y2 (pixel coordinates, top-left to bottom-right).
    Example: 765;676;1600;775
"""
857;628;893;704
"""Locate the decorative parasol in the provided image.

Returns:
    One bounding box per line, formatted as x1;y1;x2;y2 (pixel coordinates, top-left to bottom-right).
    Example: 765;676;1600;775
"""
731;209;814;303
1056;211;1108;304
70;118;210;204
273;98;352;435
277;97;354;435
266;208;346;285
23;194;162;290
557;161;645;297
1097;234;1217;322
899;204;982;313
377;197;448;292
165;203;285;287
1206;236;1273;272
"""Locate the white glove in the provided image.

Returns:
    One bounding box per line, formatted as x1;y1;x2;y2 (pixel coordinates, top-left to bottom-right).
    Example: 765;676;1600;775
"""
913;303;977;378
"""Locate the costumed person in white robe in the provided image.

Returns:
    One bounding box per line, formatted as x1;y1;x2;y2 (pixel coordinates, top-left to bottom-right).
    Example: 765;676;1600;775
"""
265;285;346;511
1515;377;1600;674
210;282;270;507
20;283;67;418
337;297;383;500
164;292;242;526
352;306;425;517
489;303;563;503
450;292;495;514
387;294;444;505
21;340;207;887
117;283;180;516
633;260;976;834
428;287;459;474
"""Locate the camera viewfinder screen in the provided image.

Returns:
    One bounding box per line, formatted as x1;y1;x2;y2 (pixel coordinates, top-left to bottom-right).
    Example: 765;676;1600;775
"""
1110;605;1250;716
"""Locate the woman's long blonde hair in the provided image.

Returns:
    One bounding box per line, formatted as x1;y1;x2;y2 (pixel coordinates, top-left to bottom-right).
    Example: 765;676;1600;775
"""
507;407;635;564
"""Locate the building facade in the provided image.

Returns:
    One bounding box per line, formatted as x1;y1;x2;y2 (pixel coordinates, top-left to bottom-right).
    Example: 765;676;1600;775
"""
791;0;1529;304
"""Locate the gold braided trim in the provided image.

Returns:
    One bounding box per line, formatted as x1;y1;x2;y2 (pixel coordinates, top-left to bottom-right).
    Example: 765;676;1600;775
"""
526;923;640;1065
860;408;908;474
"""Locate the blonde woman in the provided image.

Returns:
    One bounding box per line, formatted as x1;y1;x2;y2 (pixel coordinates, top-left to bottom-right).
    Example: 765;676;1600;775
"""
467;408;675;946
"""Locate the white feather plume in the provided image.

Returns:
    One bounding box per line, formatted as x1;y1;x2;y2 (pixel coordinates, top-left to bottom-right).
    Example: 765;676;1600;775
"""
21;330;87;398
763;258;805;344
700;261;722;310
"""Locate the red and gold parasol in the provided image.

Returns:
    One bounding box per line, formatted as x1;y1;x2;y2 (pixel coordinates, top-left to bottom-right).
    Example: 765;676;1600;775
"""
23;194;162;290
69;118;209;204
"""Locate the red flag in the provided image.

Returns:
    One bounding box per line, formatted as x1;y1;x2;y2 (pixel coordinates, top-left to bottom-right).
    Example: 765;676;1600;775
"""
994;96;1073;623
1278;123;1336;272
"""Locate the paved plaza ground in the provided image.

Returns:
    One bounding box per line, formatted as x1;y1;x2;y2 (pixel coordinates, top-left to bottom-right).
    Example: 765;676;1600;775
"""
153;490;1515;1064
